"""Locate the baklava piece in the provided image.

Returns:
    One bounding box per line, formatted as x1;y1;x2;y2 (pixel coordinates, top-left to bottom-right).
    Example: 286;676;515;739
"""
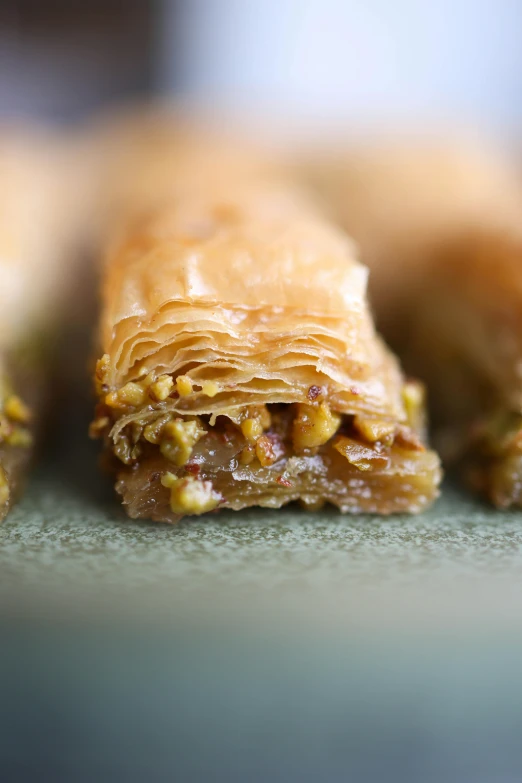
91;181;441;522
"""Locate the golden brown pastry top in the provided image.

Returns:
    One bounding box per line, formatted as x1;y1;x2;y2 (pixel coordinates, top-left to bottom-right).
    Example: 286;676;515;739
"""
98;180;406;423
103;181;367;322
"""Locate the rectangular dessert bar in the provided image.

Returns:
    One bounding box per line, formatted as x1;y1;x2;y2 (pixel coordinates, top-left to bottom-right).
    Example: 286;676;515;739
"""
91;180;441;521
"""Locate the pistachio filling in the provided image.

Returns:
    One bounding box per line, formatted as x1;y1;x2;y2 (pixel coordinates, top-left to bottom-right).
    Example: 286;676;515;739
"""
93;357;428;516
292;402;342;452
161;473;222;515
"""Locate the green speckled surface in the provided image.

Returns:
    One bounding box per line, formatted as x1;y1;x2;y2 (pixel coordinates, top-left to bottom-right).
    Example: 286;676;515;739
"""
3;457;522;781
2;457;522;629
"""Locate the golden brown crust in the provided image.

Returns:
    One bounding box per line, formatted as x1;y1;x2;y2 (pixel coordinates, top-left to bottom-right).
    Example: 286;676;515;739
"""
98;183;406;424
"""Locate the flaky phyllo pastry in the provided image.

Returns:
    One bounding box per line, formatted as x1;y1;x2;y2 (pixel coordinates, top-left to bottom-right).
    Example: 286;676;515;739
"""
91;181;441;522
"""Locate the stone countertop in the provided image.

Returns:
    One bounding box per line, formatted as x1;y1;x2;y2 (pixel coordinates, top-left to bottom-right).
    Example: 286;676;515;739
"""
2;463;522;781
1;462;522;629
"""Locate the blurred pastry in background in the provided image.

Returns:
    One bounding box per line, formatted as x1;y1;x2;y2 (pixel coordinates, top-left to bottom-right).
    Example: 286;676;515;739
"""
84;104;286;234
302;134;522;507
406;230;522;508
302;135;522;346
0;127;88;519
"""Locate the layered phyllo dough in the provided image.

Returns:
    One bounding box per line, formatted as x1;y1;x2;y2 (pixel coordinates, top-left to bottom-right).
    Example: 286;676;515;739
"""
91;181;441;521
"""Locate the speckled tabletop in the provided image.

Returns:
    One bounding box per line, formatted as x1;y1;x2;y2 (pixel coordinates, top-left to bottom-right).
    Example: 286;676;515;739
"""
3;453;522;781
2;453;522;628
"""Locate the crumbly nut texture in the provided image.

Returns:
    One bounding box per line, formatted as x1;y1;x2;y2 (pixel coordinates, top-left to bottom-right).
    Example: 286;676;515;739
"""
240;417;264;442
255;434;277;467
148;375;174;402
292;402;341;452
106;382;147;409
353;415;395;446
161;473;222;515
201;381;219;398
95;371;440;519
159;418;206;466
176;375;193;397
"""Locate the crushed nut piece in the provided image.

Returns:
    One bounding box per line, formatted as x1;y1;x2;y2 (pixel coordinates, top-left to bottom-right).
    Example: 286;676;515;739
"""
255;435;277;467
292;402;341;452
148;375;174;402
106;382;146;409
161;473;222;515
176;375;193;397
238;405;271;430
240;418;263;442
201;381;219;397
160;418;206;466
353;416;395;446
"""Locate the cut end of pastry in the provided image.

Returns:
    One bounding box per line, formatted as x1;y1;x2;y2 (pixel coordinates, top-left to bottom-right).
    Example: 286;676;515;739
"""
103;390;441;523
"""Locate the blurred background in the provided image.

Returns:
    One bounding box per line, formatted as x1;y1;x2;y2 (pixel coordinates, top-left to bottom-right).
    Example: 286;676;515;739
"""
3;2;522;781
2;0;522;134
